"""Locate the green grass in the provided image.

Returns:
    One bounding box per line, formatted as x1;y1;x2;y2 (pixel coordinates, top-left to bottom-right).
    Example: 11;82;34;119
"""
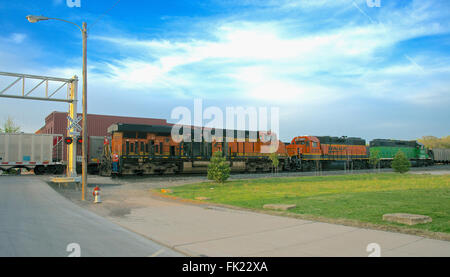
167;173;450;233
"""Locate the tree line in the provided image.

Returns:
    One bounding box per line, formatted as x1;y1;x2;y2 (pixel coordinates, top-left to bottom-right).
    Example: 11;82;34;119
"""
418;136;450;149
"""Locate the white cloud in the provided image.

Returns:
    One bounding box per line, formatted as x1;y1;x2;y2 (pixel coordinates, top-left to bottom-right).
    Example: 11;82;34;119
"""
9;33;26;44
89;5;449;106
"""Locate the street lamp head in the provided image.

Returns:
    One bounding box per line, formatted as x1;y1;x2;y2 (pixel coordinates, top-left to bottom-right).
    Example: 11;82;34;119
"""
26;15;50;23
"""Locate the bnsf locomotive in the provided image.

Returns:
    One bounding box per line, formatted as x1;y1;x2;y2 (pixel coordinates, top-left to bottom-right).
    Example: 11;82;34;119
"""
285;136;369;171
369;139;433;167
99;123;288;176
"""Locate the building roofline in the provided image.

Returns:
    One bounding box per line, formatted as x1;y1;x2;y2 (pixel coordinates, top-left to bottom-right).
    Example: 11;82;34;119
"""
47;111;167;122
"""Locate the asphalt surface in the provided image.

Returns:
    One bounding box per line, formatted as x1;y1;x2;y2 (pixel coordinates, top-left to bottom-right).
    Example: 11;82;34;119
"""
0;176;184;257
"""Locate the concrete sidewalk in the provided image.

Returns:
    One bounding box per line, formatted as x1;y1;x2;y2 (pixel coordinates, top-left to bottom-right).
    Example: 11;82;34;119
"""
104;195;450;257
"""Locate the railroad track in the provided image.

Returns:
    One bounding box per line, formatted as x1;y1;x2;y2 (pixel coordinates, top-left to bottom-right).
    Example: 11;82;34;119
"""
79;164;450;182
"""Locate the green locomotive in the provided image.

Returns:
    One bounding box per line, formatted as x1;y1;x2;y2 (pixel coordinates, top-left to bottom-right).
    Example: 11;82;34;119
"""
369;139;432;168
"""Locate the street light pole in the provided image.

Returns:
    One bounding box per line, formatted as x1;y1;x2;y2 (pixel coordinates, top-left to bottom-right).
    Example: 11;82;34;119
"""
81;22;88;201
26;15;88;201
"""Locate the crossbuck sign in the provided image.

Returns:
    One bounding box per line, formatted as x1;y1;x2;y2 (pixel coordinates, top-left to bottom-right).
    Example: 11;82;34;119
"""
68;115;82;136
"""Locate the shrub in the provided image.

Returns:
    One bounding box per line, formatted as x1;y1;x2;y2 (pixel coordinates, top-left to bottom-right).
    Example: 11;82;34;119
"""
269;153;280;174
369;149;380;171
207;151;231;183
391;150;411;173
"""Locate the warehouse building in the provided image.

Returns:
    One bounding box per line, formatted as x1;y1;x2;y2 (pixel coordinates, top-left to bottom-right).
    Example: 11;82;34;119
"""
36;111;170;136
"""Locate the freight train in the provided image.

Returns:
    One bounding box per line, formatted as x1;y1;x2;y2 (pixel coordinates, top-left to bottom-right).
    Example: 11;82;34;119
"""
96;123;448;176
1;124;448;175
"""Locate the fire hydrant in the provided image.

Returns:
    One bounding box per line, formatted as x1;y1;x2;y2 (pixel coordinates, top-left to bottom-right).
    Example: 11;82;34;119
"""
93;186;102;204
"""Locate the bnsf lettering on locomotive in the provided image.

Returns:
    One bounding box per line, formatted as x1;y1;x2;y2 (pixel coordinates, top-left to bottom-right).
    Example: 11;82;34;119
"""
328;145;348;153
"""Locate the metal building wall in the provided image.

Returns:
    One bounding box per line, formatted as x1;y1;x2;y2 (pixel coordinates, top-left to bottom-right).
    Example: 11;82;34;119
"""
36;111;171;162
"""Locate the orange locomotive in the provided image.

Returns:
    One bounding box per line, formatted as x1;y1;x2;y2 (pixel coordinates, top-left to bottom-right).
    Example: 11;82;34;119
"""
101;123;288;176
286;136;369;171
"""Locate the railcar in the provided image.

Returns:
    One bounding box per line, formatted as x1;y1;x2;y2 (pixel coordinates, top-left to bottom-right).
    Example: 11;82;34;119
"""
369;139;432;167
100;123;288;176
0;133;65;174
428;148;450;164
286;136;369;171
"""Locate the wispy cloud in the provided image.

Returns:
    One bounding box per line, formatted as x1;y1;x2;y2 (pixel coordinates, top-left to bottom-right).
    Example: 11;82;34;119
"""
6;33;27;44
87;0;449;107
1;0;449;138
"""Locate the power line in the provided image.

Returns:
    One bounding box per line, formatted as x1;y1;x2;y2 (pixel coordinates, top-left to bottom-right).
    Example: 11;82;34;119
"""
88;0;123;31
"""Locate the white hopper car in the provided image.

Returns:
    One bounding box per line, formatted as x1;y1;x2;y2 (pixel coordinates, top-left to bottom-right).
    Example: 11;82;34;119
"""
0;133;65;175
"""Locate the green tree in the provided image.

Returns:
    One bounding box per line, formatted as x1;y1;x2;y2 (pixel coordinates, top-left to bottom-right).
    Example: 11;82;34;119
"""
418;135;450;149
369;149;380;171
269;153;280;175
391;150;411;174
0;116;21;133
207;151;230;183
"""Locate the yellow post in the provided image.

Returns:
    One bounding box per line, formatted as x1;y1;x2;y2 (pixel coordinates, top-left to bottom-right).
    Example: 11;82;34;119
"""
67;76;78;177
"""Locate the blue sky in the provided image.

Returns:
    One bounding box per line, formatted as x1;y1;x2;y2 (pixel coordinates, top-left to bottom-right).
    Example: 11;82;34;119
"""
0;0;449;142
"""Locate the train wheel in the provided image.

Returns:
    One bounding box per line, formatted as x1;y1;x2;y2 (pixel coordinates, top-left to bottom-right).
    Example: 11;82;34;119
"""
55;165;65;175
46;166;57;175
34;166;45;175
354;161;362;170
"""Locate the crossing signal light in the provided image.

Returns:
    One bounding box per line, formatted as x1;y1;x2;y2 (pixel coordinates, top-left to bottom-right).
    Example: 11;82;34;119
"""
77;137;82;144
64;137;73;145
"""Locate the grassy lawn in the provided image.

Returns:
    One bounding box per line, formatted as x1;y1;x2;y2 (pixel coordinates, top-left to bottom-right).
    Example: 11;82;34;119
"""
167;173;450;234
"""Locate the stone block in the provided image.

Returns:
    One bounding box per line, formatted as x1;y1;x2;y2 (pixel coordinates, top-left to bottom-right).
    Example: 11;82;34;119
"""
383;213;432;225
263;204;297;211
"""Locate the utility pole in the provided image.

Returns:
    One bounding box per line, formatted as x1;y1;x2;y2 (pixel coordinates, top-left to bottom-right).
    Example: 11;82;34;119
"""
81;22;88;201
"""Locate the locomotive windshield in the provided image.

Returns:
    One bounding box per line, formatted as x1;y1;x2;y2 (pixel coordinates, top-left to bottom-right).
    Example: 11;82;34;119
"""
295;138;306;145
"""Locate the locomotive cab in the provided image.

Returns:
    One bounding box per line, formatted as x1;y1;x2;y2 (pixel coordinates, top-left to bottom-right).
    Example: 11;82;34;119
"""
287;136;321;158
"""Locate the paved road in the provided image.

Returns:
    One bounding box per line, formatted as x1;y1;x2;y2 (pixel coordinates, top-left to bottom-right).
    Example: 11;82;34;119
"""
0;176;183;257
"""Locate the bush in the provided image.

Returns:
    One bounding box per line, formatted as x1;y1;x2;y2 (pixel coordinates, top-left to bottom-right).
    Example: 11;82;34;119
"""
207;151;231;183
369;149;380;171
269;153;280;174
391;150;411;173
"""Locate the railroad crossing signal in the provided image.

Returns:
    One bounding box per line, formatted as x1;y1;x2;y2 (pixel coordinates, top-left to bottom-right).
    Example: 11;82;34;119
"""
67;115;82;136
68;115;82;131
64;137;74;145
